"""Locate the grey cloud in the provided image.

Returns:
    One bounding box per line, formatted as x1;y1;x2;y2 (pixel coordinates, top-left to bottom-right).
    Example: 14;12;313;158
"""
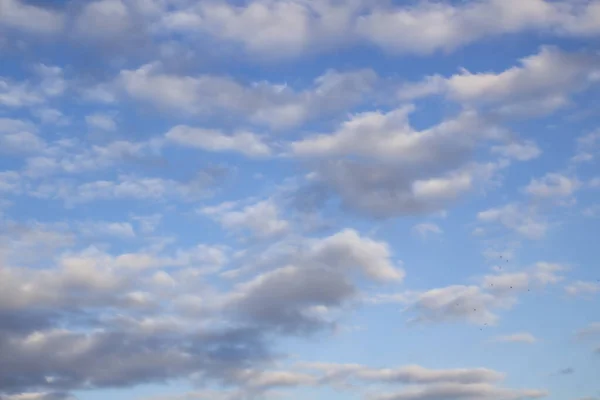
371;382;547;400
374;263;566;326
290;106;511;218
224;229;403;333
118;63;377;129
0;0;65;35
0;326;271;394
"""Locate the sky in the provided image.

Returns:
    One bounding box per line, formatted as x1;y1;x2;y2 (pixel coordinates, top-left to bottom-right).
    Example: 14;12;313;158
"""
0;0;600;400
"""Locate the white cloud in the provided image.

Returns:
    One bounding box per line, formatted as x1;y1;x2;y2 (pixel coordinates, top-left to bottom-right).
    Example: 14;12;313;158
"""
398;46;599;117
565;281;600;297
524;173;581;199
375;262;565;326
477;203;548;239
412;223;443;238
0;117;45;154
490;333;537;344
32;108;70;126
359;0;600;55
119;62;376;129
200;199;289;238
491;141;541;161
166;125;271;157
85;113;117;131
0;0;65;35
77;221;136;239
0;64;66;108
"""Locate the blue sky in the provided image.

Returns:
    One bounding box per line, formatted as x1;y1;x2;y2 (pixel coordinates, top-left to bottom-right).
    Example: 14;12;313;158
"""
1;1;600;400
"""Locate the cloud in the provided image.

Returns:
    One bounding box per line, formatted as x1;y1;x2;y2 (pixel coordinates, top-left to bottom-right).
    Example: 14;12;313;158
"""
0;65;66;108
24;138;163;177
371;382;547;400
398;46;600;117
490;141;541;161
32;174;215;205
0;0;65;35
565;281;600;297
412;223;443;238
557;367;574;375
0;118;45;154
576;322;600;340
490;333;537;344
166;125;271;157
524;173;581;200
157;0;600;58
223;229;403;333
374;262;565;326
158;0;360;59
477;203;548;239
359;1;600;54
119;63;376;129
200;199;289;238
292;107;510;218
85;113;117;131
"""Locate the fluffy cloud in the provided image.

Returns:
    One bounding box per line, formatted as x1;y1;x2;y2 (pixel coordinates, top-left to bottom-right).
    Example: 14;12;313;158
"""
0;0;65;35
374;262;565;326
292;107;509;218
477;203;548;239
166;125;271;157
359;1;600;54
524;173;581;200
398;46;600;117
200;199;289;238
224;229;403;333
119;63;376;129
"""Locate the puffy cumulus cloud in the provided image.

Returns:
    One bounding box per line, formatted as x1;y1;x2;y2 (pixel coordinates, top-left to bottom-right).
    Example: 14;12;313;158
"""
358;0;600;55
165;125;271;157
490;333;537;344
155;0;600;58
0;117;45;154
565;281;600;297
224;229;403;333
373;262;566;326
524;173;581;200
291;106;511;218
200;199;289;239
398;46;600;117
0;0;65;35
158;0;363;59
118;62;377;129
0;325;271;395
0;221;407;398
371;382;547;400
477;203;548;240
0;65;66;108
